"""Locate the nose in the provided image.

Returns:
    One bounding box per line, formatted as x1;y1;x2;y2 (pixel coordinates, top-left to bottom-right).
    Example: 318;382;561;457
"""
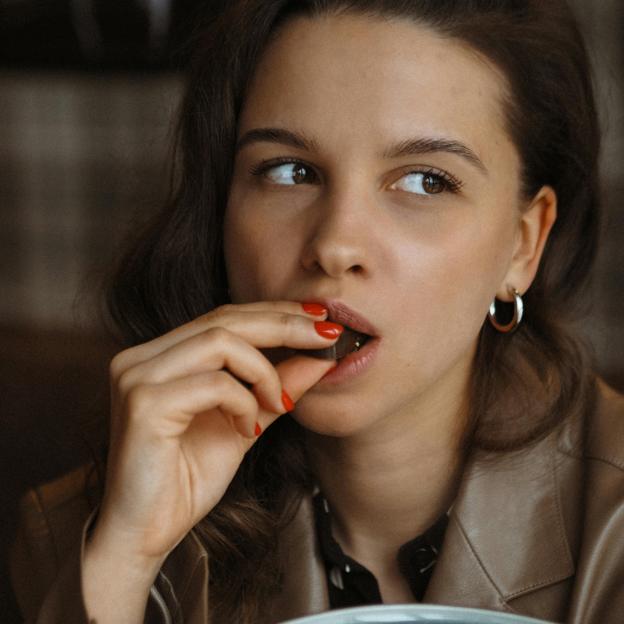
299;188;375;278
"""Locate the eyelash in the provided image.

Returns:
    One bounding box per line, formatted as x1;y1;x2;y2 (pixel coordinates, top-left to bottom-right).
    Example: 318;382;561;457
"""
249;157;464;194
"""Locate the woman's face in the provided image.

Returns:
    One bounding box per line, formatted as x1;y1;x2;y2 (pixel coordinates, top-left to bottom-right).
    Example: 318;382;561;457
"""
225;14;534;437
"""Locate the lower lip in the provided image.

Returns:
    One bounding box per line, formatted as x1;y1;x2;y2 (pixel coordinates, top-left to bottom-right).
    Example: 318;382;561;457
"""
318;337;381;385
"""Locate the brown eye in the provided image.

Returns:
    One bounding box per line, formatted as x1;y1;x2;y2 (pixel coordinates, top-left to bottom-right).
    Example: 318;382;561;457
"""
262;162;317;185
392;171;448;195
422;174;444;194
292;164;308;184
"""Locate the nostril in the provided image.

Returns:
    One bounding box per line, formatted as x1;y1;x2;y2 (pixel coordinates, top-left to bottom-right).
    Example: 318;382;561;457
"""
300;238;368;278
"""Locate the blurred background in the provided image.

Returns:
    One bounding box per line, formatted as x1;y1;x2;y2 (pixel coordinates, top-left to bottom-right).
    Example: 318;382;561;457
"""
0;1;622;621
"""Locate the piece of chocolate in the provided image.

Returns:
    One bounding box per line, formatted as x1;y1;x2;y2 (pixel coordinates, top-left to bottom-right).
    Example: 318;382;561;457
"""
306;327;368;360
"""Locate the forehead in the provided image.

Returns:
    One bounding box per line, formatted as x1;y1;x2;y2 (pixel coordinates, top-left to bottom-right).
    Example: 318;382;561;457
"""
239;13;515;167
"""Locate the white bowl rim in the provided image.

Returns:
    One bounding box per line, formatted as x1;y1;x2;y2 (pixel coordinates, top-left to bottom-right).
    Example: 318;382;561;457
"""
280;604;554;624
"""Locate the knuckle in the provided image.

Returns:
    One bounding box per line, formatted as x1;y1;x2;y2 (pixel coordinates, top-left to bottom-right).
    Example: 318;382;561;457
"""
213;372;256;411
212;369;237;394
116;368;137;397
204;326;233;348
209;304;234;321
124;384;154;416
278;312;292;330
109;350;132;380
277;312;299;341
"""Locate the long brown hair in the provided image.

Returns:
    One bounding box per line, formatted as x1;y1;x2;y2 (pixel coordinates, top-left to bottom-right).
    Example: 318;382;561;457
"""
105;1;600;620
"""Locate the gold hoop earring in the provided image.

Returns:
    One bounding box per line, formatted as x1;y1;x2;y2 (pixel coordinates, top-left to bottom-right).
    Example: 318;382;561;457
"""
488;288;524;333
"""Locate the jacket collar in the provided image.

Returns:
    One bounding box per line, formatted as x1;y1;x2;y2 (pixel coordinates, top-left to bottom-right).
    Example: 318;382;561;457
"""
272;422;578;619
160;497;328;624
162;422;577;622
425;430;575;610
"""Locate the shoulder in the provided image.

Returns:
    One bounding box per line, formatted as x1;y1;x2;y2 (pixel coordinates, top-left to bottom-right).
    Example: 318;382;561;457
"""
564;381;624;623
16;460;103;532
585;379;624;472
11;462;103;621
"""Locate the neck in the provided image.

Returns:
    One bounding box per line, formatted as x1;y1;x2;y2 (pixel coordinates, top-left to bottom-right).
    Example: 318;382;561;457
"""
305;367;470;569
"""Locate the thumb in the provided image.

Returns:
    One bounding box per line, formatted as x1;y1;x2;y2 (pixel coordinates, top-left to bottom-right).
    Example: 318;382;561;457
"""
277;355;336;406
254;355;336;431
253;356;335;436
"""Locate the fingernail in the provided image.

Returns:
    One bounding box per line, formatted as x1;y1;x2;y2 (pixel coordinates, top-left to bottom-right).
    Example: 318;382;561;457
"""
255;422;262;437
282;389;295;412
315;321;344;339
302;302;327;316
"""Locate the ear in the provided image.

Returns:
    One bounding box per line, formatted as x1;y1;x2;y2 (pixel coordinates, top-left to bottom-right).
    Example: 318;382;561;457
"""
497;185;557;301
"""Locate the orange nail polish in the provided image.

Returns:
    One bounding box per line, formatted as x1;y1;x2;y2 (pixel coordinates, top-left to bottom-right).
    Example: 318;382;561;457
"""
302;302;327;316
255;422;262;436
315;321;344;339
282;389;295;412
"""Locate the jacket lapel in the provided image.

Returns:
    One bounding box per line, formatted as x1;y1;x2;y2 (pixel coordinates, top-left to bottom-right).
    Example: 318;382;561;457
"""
269;495;330;622
425;431;575;613
269;428;576;620
157;496;329;624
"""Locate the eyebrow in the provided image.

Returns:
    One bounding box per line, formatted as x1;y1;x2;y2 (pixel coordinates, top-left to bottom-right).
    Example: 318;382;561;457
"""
236;127;488;175
383;137;488;175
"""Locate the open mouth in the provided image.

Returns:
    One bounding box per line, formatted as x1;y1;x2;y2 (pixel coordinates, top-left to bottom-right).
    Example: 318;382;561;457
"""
307;325;372;360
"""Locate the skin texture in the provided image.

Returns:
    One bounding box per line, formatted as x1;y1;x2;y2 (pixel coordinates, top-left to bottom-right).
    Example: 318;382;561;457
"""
225;14;556;601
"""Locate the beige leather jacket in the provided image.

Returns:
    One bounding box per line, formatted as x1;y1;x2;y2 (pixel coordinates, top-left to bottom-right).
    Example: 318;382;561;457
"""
11;382;624;624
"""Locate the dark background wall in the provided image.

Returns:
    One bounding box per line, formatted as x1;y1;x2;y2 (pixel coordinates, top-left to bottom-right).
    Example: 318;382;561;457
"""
0;1;622;622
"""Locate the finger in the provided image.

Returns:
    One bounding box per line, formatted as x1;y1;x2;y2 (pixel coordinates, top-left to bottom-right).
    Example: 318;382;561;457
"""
275;355;336;402
115;315;342;402
217;300;328;317
154;302;329;355
180;311;341;354
125;371;260;440
254;355;336;434
111;301;328;373
119;329;285;414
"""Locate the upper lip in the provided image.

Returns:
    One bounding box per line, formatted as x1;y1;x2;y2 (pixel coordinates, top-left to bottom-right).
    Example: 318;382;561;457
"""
316;299;379;337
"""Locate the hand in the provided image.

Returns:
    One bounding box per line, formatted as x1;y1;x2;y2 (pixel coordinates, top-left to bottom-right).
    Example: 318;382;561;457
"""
88;301;338;569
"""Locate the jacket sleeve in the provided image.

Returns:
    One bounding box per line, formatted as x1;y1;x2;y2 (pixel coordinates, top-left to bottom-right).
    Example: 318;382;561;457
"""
10;463;102;622
25;510;172;624
29;517;94;624
11;462;202;624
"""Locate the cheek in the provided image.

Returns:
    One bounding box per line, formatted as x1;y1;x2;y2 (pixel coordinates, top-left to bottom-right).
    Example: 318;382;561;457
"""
402;207;513;290
224;195;300;302
393;209;517;360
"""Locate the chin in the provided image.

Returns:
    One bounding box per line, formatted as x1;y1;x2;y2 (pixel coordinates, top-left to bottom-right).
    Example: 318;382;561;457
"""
290;396;373;438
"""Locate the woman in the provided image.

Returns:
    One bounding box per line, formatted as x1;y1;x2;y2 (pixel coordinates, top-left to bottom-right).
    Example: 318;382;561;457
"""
17;0;624;623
